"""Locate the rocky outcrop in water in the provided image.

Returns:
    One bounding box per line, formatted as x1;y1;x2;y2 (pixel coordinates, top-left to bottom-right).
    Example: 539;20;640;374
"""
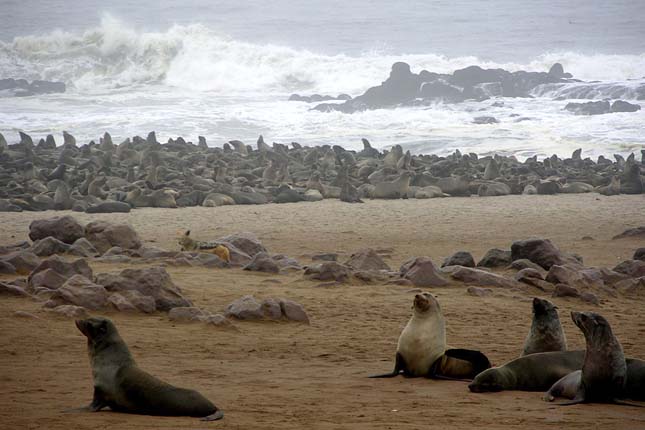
0;78;66;97
310;62;645;113
312;62;579;113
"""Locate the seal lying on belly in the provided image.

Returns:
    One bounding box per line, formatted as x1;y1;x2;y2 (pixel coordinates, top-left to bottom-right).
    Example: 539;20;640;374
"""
74;317;223;420
370;292;490;379
468;350;586;393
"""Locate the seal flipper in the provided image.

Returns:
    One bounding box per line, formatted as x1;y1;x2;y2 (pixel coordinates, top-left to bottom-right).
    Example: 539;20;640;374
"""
64;387;107;413
429;349;491;380
201;410;224;421
444;349;492;375
368;353;407;378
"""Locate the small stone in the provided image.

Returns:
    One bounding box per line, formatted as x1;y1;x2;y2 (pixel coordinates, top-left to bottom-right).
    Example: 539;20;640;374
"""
312;253;338;262
467;286;493;297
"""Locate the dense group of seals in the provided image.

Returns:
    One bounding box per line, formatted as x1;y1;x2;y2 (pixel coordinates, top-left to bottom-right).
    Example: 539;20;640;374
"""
74;317;223;420
0;125;643;213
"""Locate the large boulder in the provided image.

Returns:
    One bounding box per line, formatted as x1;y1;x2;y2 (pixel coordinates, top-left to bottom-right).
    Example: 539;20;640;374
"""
634;248;645;261
243;252;280;273
30;237;71;256
1;251;41;275
545;264;604;290
344;248;390;271
29;255;93;284
564;101;611;115
224;295;264;320
613;260;645;278
85;221;142;254
445;266;520;289
68;238;100;257
442;251;476;268
400;257;448;287
477;248;512;268
215;232;267;258
510;239;576;270
612;226;645;240
28;216;84;244
304;262;351;283
28;268;68;291
45;275;109;310
94;266;191;311
279;298;310;323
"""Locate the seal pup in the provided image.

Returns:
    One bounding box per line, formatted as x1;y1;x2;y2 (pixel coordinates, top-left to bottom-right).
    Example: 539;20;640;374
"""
546;311;638;406
521;297;567;356
73;317;223;420
369;293;490;379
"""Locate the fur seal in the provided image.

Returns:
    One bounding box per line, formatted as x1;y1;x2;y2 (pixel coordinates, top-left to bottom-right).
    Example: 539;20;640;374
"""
372;171;412;199
74;317;223;420
469;351;585;392
521;297;567;356
370;293;490;379
545;312;641;406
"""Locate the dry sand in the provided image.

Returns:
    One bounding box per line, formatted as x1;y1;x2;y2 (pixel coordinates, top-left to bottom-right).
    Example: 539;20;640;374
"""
1;194;645;429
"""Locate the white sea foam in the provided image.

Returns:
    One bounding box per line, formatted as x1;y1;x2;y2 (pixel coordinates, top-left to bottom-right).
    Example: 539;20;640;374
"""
2;15;645;95
0;15;643;159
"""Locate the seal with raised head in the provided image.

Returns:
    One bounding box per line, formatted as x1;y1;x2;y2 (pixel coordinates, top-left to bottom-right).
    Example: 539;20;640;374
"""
545;311;639;406
73;317;223;420
370;293;490;379
521;297;567;356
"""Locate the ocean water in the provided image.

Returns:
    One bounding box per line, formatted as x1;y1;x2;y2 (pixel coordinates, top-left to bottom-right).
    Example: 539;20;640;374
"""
1;0;644;159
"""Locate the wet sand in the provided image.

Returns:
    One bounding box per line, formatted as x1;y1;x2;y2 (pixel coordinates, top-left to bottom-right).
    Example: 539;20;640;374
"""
1;194;644;429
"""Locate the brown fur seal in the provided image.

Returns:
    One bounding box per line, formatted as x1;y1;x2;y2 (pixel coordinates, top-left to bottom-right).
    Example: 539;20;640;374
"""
370;293;490;379
372;171;412;199
469;351;585;392
74;317;223;420
521;297;567;356
546;312;641;406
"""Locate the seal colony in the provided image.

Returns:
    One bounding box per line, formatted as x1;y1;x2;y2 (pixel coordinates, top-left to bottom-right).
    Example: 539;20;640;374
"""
0;128;643;214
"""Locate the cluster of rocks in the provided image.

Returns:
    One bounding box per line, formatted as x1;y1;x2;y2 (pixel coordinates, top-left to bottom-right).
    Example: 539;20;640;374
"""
565;100;641;116
299;233;645;303
0;78;66;97
1;216;312;324
311;62;643;113
1;127;644;213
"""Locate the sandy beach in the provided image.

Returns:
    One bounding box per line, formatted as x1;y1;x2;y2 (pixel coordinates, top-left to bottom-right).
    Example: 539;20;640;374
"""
1;194;645;429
